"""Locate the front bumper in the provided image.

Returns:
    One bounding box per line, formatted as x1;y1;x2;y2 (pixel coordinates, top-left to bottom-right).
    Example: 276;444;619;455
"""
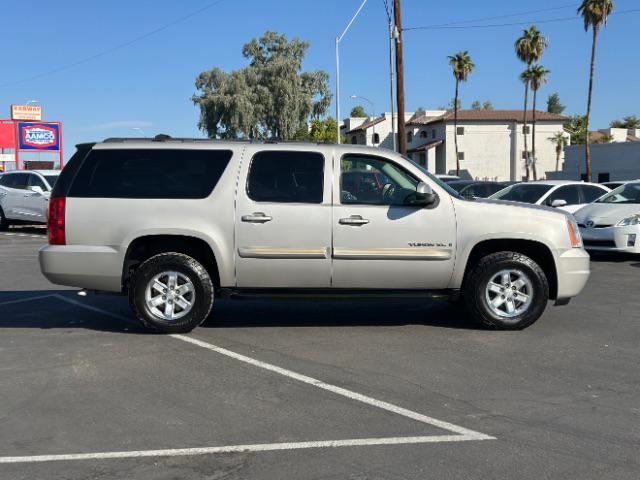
39;244;123;292
579;225;640;254
555;248;590;301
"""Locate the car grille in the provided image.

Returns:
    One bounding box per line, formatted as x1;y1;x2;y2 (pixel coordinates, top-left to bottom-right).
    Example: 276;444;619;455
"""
583;239;617;248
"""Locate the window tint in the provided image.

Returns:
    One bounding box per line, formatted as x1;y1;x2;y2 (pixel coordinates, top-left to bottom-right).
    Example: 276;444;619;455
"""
69;149;232;199
341;155;419;206
51;143;94;197
598;183;640;204
1;173;28;189
545;186;580;206
581;185;607;203
247;151;324;204
28;174;48;190
491;184;553;204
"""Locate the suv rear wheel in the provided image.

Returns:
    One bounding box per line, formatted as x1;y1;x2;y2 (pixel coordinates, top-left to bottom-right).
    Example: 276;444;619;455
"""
464;251;549;330
129;253;214;333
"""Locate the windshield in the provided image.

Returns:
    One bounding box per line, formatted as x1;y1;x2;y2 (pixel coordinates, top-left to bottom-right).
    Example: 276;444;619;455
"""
597;182;640;204
404;157;463;199
491;184;553;204
43;175;59;188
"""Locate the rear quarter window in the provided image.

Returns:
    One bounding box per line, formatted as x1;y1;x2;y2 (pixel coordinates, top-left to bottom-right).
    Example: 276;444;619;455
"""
68;149;233;199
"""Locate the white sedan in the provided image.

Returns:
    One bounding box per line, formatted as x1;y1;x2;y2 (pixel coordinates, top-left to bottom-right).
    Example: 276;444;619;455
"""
489;181;610;214
574;181;640;254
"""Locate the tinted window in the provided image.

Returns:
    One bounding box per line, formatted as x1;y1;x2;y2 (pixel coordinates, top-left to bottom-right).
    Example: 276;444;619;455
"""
52;143;95;197
1;173;28;189
491;184;553;204
581;185;607;203
545;186;580;206
28;174;48;190
247;151;324;203
69;149;232;199
598;183;640;204
43;176;59;189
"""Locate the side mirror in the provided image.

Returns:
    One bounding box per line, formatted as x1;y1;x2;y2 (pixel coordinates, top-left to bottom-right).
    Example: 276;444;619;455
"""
551;199;568;208
415;182;437;205
28;185;44;195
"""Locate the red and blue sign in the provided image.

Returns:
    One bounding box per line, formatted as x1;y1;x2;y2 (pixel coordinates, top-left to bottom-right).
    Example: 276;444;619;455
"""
18;122;61;151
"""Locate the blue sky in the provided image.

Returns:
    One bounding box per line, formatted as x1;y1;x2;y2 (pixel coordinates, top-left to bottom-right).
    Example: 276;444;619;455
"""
1;0;638;159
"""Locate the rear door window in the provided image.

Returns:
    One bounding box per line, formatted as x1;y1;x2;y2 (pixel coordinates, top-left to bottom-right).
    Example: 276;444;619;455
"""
69;149;233;199
246;151;324;203
2;173;28;189
28;174;48;190
581;185;607;203
545;185;581;206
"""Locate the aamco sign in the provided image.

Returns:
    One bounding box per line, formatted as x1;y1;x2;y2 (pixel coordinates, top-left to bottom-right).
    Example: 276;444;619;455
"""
18;122;61;151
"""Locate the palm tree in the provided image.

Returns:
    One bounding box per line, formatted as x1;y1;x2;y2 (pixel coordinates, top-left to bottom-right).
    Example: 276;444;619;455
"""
447;51;475;176
519;68;534;181
578;0;615;182
528;65;550;180
515;26;548;180
548;132;569;171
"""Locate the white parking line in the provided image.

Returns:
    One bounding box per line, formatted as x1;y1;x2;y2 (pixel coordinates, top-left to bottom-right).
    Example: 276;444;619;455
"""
0;435;481;464
0;294;56;307
0;295;495;464
0;232;46;239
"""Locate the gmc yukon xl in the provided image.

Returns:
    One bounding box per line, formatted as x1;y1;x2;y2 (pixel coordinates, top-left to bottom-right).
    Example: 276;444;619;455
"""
39;138;590;333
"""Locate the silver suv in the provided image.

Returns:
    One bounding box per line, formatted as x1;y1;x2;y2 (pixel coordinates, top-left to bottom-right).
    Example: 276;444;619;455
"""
39;138;590;333
0;170;60;228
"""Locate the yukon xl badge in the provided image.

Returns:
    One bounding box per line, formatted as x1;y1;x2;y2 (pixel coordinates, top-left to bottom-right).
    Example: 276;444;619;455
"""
409;242;451;247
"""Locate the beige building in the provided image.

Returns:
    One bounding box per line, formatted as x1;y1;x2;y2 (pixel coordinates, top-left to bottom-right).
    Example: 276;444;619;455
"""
342;110;569;181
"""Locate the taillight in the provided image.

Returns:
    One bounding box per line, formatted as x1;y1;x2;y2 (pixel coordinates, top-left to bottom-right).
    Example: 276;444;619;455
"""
48;197;66;245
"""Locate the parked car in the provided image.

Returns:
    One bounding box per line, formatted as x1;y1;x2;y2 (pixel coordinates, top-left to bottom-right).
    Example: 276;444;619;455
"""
0;170;60;228
435;174;461;183
40;138;590;333
447;181;511;199
574;181;640;253
601;180;638;191
489;181;610;214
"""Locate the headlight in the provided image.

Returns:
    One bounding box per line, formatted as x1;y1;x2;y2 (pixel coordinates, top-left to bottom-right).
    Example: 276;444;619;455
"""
616;215;640;227
567;218;583;248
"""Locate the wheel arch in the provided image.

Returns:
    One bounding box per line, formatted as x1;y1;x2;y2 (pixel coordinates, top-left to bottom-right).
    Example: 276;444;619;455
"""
459;238;558;300
122;234;221;291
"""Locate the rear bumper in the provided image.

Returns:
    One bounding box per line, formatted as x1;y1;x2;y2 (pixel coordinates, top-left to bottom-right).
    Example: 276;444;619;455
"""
579;225;640;254
39;245;123;292
555;248;590;301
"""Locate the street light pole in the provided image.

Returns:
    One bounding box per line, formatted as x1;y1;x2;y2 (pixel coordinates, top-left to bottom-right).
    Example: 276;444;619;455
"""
335;0;368;144
350;95;376;146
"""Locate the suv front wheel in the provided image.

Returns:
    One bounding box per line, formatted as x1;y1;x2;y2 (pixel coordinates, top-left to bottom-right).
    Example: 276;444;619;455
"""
464;251;549;330
129;253;214;333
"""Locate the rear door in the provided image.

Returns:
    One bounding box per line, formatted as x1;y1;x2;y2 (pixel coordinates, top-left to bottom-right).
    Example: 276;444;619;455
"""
234;147;332;288
0;173;29;220
24;174;49;222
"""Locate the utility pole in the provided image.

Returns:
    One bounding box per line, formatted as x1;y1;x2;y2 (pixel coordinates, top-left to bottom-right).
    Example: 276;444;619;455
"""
383;0;396;152
393;0;407;155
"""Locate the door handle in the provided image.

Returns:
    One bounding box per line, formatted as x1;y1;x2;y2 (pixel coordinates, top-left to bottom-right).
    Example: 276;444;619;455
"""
339;215;370;226
241;212;273;223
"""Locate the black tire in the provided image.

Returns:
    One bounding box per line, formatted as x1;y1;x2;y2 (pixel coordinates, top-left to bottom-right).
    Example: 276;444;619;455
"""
0;207;9;230
129;252;214;333
464;251;549;330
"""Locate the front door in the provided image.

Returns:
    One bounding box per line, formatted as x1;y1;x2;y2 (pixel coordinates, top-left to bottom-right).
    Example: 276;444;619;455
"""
332;153;457;289
235;147;333;288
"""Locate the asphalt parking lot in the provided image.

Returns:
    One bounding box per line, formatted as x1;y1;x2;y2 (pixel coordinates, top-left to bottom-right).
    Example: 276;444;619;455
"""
1;228;639;480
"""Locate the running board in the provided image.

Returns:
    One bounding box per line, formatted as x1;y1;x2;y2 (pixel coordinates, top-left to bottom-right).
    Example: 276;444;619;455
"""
217;288;455;301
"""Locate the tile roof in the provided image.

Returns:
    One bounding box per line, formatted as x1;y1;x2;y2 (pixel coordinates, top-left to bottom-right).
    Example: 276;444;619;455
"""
345;117;385;134
407;139;444;153
407;110;568;125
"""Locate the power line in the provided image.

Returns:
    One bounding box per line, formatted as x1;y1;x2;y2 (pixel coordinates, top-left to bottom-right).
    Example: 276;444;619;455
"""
412;3;579;29
404;8;640;32
1;0;228;88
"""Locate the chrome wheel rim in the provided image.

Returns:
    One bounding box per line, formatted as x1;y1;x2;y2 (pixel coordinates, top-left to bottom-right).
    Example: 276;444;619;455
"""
485;269;533;319
144;271;196;321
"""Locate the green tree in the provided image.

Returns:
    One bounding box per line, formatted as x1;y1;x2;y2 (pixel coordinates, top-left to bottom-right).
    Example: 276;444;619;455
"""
528;65;550;180
565;115;588;145
515;26;548;180
350;105;367;117
447;50;475;176
548;132;569;171
578;0;615;181
482;100;494;110
547;93;566;114
471;100;482;110
610;115;639;129
193;31;332;140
